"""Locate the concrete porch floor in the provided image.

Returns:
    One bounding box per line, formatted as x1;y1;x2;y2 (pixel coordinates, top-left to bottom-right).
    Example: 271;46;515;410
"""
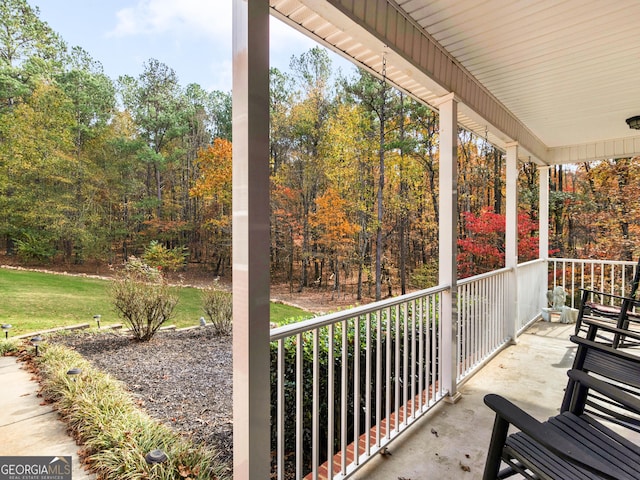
352;320;579;480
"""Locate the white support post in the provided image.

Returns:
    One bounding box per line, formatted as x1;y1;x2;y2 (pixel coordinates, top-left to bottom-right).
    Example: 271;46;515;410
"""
505;143;519;343
538;166;550;261
538;165;551;314
435;93;461;402
232;1;271;478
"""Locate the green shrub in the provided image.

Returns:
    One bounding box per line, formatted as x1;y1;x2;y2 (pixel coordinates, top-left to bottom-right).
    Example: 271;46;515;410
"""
142;240;187;272
14;232;55;263
111;257;178;341
202;287;232;335
410;262;438;289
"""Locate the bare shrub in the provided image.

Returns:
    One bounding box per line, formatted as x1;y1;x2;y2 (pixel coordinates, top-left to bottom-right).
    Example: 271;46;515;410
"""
111;257;178;341
202;287;232;335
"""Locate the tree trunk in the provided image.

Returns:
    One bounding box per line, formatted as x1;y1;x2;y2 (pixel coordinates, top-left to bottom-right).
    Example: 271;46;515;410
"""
375;81;386;301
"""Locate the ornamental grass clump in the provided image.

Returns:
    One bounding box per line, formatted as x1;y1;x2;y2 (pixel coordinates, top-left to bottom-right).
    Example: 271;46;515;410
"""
35;343;229;480
111;257;178;341
0;338;19;355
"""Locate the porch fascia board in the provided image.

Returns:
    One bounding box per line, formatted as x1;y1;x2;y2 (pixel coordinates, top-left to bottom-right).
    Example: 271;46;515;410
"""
547;135;640;164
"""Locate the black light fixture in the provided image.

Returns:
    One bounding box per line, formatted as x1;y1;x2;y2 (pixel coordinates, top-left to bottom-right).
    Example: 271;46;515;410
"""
626;116;640;130
145;449;168;465
67;367;82;383
93;315;101;329
1;324;11;339
31;335;43;356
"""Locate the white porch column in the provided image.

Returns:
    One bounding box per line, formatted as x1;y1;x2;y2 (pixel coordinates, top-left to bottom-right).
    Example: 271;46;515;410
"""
232;1;270;478
538;166;550;260
505;143;519;343
436;93;460;401
538;165;551;315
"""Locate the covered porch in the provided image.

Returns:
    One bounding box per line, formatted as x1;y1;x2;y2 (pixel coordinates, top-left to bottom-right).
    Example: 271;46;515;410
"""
230;1;640;478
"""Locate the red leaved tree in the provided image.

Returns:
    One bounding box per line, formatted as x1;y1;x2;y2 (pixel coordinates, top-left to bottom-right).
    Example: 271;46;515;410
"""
457;207;539;278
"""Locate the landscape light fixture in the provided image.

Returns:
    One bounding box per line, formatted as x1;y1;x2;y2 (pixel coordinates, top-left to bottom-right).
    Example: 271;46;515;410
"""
67;367;82;382
93;315;101;329
199;317;206;327
626;116;640;130
31;335;43;356
1;324;11;339
145;449;168;465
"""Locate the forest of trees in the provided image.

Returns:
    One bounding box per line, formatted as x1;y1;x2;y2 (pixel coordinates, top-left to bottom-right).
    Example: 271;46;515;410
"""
1;0;639;301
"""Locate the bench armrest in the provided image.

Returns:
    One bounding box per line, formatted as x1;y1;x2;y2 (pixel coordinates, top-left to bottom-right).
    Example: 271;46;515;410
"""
570;334;640;366
581;316;640;342
484;394;629;479
567;369;640;415
579;288;640;307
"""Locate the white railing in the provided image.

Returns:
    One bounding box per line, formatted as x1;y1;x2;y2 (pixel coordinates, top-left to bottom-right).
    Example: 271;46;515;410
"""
269;267;532;479
457;268;511;382
270;287;448;480
548;258;639;309
517;258;547;333
269;257;637;479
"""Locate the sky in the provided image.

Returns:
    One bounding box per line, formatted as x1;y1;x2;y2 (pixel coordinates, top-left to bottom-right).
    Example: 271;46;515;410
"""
34;0;355;92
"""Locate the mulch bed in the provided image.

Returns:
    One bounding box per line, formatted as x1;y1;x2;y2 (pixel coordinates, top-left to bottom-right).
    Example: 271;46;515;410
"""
52;327;233;471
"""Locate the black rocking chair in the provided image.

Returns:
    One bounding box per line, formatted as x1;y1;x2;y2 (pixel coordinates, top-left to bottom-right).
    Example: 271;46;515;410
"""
483;322;640;480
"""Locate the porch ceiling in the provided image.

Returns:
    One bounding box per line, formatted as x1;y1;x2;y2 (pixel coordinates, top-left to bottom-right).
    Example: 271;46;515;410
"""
270;0;640;165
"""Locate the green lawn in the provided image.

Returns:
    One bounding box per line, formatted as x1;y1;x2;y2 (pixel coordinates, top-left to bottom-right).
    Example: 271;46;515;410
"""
0;267;311;337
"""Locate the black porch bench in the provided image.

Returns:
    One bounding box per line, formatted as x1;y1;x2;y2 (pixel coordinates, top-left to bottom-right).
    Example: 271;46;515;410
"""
483;326;640;479
576;289;640;348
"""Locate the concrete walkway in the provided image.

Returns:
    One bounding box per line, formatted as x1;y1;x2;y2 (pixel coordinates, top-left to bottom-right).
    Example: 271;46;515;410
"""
0;355;95;479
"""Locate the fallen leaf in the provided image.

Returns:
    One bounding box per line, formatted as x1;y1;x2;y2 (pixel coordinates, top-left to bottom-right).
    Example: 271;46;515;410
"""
459;461;471;472
431;428;439;437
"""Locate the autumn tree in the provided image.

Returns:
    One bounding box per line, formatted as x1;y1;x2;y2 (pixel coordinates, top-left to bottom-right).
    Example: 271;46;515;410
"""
190;138;232;275
286;47;333;291
457;207;539;278
343;69;393;300
310;187;358;297
321;100;376;299
569;159;640;259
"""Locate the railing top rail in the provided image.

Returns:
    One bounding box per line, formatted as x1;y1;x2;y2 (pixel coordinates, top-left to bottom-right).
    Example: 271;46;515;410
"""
457;266;512;286
517;258;546;268
270;284;449;341
549;258;637;267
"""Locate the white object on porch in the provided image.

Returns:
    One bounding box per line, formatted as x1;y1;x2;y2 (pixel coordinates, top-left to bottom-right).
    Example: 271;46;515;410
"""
541;286;576;323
